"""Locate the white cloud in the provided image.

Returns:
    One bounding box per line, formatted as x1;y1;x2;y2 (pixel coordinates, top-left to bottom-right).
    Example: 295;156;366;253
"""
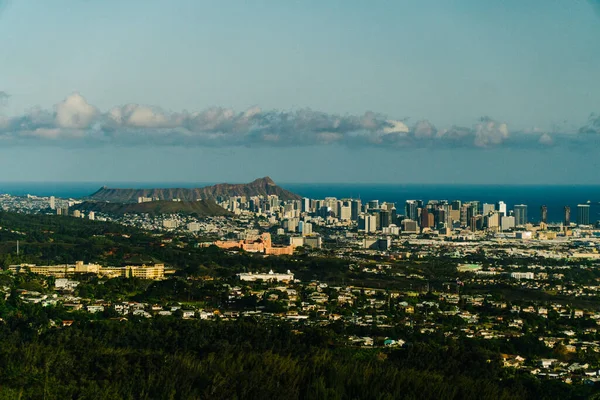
411;120;437;139
55;93;99;129
0;92;595;150
383;120;409;134
473;118;509;147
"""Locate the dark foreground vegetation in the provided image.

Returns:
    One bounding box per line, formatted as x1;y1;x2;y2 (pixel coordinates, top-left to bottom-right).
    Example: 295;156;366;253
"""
0;313;597;400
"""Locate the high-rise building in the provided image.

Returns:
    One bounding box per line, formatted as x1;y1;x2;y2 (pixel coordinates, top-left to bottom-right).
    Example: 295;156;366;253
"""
501;215;516;231
496;201;507;217
577;204;590;226
435;208;447;228
466;203;478;222
359;214;377;233
405;200;419;221
482;203;495;215
420;208;434;229
351;200;362;221
469;201;480;215
338;201;352;221
49;196;55;210
540;205;548;224
459;205;469;227
564;206;571;226
402;219;419;233
514;204;528;226
379;210;390;229
301;222;313;236
451;200;462;211
367;200;379;210
365;214;377;233
485;212;500;230
301;198;310;213
469;215;483;231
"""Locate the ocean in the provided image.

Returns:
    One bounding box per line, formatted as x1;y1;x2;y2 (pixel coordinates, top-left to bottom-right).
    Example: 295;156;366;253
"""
0;182;599;224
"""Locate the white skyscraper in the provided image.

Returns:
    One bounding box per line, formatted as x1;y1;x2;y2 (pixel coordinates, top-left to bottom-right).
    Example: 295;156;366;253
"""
301;198;310;213
496;201;507;217
49;196;55;210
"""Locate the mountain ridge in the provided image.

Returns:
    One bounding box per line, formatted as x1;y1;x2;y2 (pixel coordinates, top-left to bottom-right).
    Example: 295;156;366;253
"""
87;177;301;203
72;200;232;216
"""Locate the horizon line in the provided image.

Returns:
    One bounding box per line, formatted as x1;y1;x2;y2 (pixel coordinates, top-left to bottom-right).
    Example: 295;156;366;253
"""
1;180;600;187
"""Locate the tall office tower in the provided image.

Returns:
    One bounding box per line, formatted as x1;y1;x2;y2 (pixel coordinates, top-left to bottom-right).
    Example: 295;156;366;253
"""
514;204;528;226
427;212;435;229
337;201;352;220
485;212;500;230
358;214;377;233
365;214;377;233
427;200;439;210
301;197;310;213
466;203;478;222
420;208;431;229
460;205;469;227
501;215;516;231
496;201;507;217
324;197;337;211
402;219;419;234
564;206;571;226
49;196;55;210
269;195;279;209
405;200;419;221
391;207;398;225
451;200;462;211
577;204;590;226
469;215;483;231
318;206;332;218
379;210;390;228
436;208;447;228
482;203;495;215
302;222;313;236
540;205;548;224
469;201;481;215
367;200;379;210
351;200;362;221
315;200;323;211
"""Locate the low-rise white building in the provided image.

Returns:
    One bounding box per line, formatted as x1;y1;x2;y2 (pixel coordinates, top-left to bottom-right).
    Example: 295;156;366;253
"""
238;270;294;282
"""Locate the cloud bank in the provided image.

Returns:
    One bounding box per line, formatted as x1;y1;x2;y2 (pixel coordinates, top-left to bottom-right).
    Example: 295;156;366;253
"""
0;93;595;150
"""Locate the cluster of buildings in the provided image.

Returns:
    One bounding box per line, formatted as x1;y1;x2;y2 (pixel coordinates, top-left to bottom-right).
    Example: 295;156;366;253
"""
209;232;295;255
217;195;597;241
8;261;166;280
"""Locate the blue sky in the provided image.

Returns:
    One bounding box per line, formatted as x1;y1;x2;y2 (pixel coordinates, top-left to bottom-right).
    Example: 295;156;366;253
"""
0;0;599;184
